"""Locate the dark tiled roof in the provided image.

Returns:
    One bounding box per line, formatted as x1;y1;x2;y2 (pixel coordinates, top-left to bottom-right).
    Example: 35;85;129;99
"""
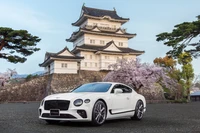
90;29;132;35
39;55;84;67
45;52;56;57
40;47;84;67
45;47;76;57
72;6;129;26
119;47;144;53
72;41;144;55
66;27;136;42
82;6;129;20
50;55;84;59
77;45;104;51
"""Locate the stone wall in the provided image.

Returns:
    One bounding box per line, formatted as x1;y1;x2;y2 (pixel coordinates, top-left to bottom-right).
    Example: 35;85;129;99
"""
0;70;165;102
0;70;108;102
50;70;108;93
0;76;48;102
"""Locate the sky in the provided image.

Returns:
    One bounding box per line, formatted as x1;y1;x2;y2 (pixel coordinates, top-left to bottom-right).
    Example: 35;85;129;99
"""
0;0;200;75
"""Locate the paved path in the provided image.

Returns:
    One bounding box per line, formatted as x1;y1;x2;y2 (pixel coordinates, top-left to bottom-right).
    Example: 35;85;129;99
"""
0;102;200;133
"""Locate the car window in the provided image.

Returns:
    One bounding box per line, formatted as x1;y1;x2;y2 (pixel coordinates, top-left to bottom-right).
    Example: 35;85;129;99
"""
111;84;132;93
72;83;112;92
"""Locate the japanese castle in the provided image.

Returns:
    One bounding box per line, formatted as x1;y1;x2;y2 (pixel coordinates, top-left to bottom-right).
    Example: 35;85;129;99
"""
39;5;144;74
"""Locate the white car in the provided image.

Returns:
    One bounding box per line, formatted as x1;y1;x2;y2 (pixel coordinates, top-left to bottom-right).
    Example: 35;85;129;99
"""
38;82;146;126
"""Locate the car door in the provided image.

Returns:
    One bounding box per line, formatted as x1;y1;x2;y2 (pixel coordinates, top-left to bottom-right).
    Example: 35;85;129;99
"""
109;84;132;114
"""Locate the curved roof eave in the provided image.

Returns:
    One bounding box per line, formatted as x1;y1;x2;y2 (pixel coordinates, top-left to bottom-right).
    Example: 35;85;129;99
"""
72;14;129;26
67;28;136;42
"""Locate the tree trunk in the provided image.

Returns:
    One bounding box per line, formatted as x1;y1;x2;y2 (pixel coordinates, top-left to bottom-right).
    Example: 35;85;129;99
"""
187;87;190;101
186;79;190;102
0;39;6;51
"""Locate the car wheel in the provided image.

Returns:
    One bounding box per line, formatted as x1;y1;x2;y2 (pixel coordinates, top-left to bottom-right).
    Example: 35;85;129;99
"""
91;100;107;126
45;120;60;124
131;100;144;120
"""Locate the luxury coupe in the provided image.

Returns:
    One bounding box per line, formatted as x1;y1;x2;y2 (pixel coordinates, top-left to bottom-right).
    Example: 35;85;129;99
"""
38;82;146;126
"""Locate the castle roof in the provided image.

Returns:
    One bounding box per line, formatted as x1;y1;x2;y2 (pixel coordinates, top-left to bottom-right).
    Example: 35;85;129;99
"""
39;47;84;67
72;41;144;55
72;5;129;26
82;6;129;20
66;25;136;42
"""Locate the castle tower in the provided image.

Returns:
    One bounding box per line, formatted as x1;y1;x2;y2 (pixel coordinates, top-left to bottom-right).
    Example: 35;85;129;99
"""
66;5;144;71
40;5;144;74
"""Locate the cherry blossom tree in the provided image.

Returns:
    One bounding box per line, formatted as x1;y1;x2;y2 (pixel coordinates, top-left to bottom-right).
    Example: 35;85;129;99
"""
103;58;177;92
0;69;17;86
191;74;200;91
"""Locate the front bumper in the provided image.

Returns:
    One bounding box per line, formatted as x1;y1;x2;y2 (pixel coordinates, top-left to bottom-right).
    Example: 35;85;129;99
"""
39;105;92;121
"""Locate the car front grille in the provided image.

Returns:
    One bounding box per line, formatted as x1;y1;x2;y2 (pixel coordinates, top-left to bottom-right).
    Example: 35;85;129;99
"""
44;100;70;111
42;113;76;119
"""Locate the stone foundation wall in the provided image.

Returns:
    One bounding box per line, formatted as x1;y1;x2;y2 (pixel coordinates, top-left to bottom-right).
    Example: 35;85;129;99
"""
0;70;165;102
0;76;48;102
50;70;108;93
0;71;108;102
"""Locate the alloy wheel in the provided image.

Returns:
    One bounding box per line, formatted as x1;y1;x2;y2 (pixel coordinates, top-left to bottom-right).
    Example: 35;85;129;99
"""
92;101;107;125
136;102;144;119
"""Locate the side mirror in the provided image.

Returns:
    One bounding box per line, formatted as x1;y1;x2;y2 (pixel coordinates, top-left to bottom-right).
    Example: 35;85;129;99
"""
69;89;74;92
114;88;123;94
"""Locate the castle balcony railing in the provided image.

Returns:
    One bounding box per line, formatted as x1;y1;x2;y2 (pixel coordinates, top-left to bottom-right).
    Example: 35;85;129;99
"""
84;25;126;32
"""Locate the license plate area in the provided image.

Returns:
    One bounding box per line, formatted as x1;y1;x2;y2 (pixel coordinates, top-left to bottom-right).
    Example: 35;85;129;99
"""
50;109;60;116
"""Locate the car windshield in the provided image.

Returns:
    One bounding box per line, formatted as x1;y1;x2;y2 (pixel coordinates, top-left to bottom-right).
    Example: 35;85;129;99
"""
72;83;112;93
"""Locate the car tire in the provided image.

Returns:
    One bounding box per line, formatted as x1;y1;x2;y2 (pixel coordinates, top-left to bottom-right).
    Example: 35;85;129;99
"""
91;100;107;126
45;120;60;124
131;100;144;120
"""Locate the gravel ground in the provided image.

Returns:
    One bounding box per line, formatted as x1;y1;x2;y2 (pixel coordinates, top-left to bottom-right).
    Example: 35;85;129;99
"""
0;102;200;133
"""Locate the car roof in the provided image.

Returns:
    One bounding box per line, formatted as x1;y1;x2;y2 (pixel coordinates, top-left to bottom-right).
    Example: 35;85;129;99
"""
88;82;119;84
88;82;131;87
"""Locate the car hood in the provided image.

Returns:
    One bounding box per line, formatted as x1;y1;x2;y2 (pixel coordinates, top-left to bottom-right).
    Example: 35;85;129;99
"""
44;92;105;101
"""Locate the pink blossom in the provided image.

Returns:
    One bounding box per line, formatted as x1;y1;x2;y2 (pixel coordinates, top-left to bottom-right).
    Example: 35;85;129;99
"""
103;58;177;91
0;69;17;86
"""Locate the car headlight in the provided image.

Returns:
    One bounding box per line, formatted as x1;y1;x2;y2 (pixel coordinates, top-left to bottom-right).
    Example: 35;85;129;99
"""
40;99;44;106
74;99;83;106
84;99;90;103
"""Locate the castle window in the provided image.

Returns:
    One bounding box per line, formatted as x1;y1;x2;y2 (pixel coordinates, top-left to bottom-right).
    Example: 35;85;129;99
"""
112;25;116;29
90;55;92;59
61;63;67;68
90;39;95;44
105;56;109;59
85;62;87;67
100;40;105;45
119;42;123;46
116;56;120;60
95;63;97;67
85;54;87;59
